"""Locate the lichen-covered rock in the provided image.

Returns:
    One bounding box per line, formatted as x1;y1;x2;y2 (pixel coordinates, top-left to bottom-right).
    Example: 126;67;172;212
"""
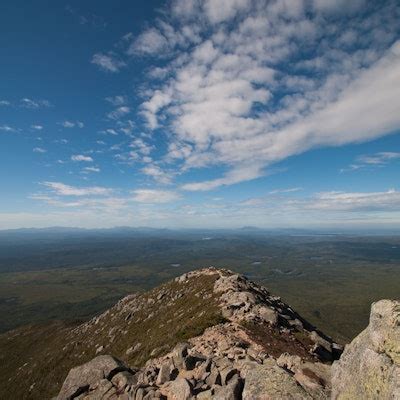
242;359;312;399
163;377;192;400
332;299;400;399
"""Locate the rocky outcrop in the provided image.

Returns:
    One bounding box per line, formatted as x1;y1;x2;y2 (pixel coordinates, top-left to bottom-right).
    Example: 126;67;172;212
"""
56;268;343;400
54;269;400;400
56;339;333;400
332;299;400;399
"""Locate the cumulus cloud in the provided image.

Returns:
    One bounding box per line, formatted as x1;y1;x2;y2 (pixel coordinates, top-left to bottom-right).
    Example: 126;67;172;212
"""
132;189;180;203
128;0;400;190
141;165;172;184
128;28;169;55
71;154;93;162
91;52;126;72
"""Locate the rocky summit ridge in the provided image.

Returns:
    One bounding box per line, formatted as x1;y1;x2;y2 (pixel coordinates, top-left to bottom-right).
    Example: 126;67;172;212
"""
1;267;399;399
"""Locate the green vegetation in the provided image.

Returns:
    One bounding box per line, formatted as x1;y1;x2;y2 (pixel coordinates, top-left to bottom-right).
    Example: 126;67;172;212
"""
0;230;399;343
0;273;224;400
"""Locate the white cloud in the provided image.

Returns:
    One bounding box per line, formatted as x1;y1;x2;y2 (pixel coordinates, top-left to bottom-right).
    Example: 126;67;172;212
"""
130;138;154;155
41;181;112;196
83;166;101;173
31;125;43;130
107;106;130;120
358;152;400;165
20;98;52;109
312;0;365;14
341;151;400;172
61;121;75;128
60;120;84;128
71;155;93;162
0;125;16;132
132;189;180;203
128;28;168;55
33;147;46;153
204;0;252;24
141;165;172;184
141;90;172;129
105;95;127;106
306;189;400;212
130;0;400;190
182;164;263;191
0;100;10;106
269;187;302;194
91;52;126;72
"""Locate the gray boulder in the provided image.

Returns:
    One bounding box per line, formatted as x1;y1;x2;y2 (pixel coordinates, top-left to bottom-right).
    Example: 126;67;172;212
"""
332;299;400;399
242;359;312;399
165;377;192;400
57;355;128;400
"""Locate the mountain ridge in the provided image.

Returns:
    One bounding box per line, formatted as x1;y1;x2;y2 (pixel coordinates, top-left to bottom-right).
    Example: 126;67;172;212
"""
1;267;398;399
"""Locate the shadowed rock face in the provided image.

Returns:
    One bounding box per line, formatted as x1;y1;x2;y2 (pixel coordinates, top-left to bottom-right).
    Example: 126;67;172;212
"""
332;299;400;400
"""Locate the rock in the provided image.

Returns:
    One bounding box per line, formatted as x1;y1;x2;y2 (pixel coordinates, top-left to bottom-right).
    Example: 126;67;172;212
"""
294;366;330;399
310;331;332;355
196;389;213;399
111;371;137;390
205;366;221;386
332;299;400;399
156;360;174;385
57;355;128;400
171;343;189;369
242;359;312;400
213;374;243;400
257;306;278;325
219;367;237;385
369;299;400;363
84;379;113;399
165;377;192;400
276;353;302;372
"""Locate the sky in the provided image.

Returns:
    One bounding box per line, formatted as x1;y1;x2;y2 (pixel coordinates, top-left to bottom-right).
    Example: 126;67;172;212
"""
1;0;400;230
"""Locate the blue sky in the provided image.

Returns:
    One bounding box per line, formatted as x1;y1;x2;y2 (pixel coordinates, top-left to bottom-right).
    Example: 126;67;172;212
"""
1;0;400;229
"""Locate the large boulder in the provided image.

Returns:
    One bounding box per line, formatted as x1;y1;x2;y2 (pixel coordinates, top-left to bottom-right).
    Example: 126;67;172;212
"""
57;355;129;400
332;299;400;399
242;359;312;399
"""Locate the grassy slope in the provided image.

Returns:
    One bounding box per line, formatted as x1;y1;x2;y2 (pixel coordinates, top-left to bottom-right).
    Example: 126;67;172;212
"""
0;273;224;400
